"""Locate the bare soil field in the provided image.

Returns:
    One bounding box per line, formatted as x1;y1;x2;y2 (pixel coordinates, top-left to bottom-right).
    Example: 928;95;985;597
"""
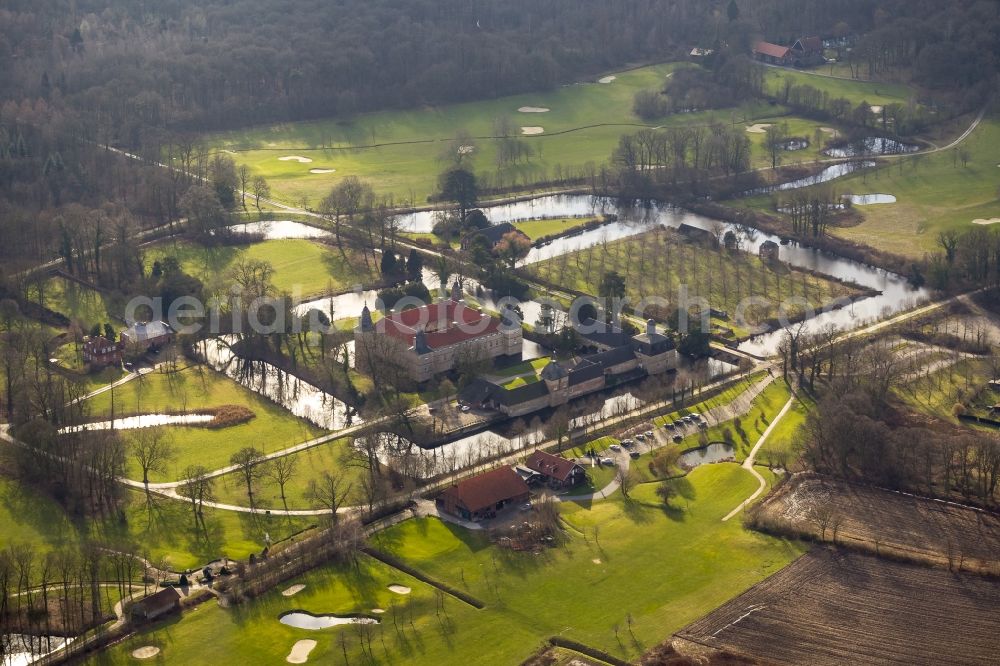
677;548;1000;666
752;475;1000;574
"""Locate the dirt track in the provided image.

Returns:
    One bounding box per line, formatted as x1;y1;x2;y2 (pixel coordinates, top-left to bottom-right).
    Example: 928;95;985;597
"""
677;548;1000;666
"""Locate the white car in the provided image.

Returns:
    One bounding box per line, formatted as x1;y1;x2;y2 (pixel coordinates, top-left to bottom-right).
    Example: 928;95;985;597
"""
600;457;615;466
609;444;622;452
460;405;471;413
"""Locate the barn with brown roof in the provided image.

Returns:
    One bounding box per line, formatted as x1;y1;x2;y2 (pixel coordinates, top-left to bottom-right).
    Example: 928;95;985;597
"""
436;467;530;521
524;450;586;489
752;41;791;65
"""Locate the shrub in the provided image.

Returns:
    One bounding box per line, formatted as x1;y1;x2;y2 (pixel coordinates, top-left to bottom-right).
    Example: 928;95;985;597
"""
207;405;256;428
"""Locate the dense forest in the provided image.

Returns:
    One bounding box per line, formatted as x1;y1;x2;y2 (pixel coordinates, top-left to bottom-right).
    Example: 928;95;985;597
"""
1;0;999;273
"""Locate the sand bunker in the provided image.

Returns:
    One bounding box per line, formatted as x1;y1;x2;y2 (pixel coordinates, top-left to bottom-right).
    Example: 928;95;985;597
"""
521;126;544;135
518;106;549;113
598;75;616;84
279;155;313;163
457;145;475;155
371;608;385;614
870;105;883;114
286;640;317;664
592;558;602;564
282;584;306;597
132;646;161;660
387;584;411;595
308;168;335;174
745;123;773;134
972;218;1000;225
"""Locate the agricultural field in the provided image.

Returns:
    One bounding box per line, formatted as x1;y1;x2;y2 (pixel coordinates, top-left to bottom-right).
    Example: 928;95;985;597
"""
202;62;785;204
82;364;324;481
755;476;1000;574
676;548;1000;666
789;115;1000;258
527;228;862;330
86;463;802;665
143;237;379;298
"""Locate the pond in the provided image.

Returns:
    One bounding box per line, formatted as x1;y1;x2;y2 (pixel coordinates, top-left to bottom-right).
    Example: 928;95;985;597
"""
678;442;735;468
198;338;359;431
845;193;896;205
742;160;875;196
60;414;214;433
4;634;73;666
224;220;330;240
823;137;920;158
279;611;379;630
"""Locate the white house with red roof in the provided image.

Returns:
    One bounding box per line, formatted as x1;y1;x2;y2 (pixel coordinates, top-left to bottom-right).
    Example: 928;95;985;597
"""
353;283;522;382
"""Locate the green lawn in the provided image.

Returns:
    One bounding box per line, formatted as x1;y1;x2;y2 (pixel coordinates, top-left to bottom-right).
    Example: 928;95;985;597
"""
0;471;313;571
26;276;118;329
528;229;861;329
652;372;766;427
754;115;1000;258
899;356;994;421
201;62;785;205
762;67;915;107
757;391;814;467
488;356;551;379
143;237;379;298
514;217;599;240
88;463;804;665
212;437;366;510
82;364;324;481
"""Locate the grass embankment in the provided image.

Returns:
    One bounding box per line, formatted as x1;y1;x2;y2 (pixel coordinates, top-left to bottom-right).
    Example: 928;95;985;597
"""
143;237;379;298
514;217;600;240
87;463;804;665
0;473;312;571
202;62;786;204
527;228;860;330
26;276;118;328
83;364;324;481
757;390;814;467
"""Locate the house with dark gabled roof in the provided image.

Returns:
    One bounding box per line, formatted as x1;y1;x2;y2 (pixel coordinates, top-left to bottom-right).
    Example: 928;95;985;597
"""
524;450;585;489
460;222;529;251
129;587;181;623
790;36;824;66
436;467;530;521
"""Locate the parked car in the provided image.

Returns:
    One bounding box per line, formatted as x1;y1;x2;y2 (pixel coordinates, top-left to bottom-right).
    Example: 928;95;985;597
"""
629;451;641;459
673;420;684;427
621;440;635;449
519;502;532;512
665;422;675;430
636;434;645;441
461;405;471;413
672;434;683;443
600;457;615;466
644;430;653;437
609;444;622;452
698;422;708;430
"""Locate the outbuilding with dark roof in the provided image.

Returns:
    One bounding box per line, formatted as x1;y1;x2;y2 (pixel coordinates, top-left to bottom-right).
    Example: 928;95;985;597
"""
524;450;585;489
